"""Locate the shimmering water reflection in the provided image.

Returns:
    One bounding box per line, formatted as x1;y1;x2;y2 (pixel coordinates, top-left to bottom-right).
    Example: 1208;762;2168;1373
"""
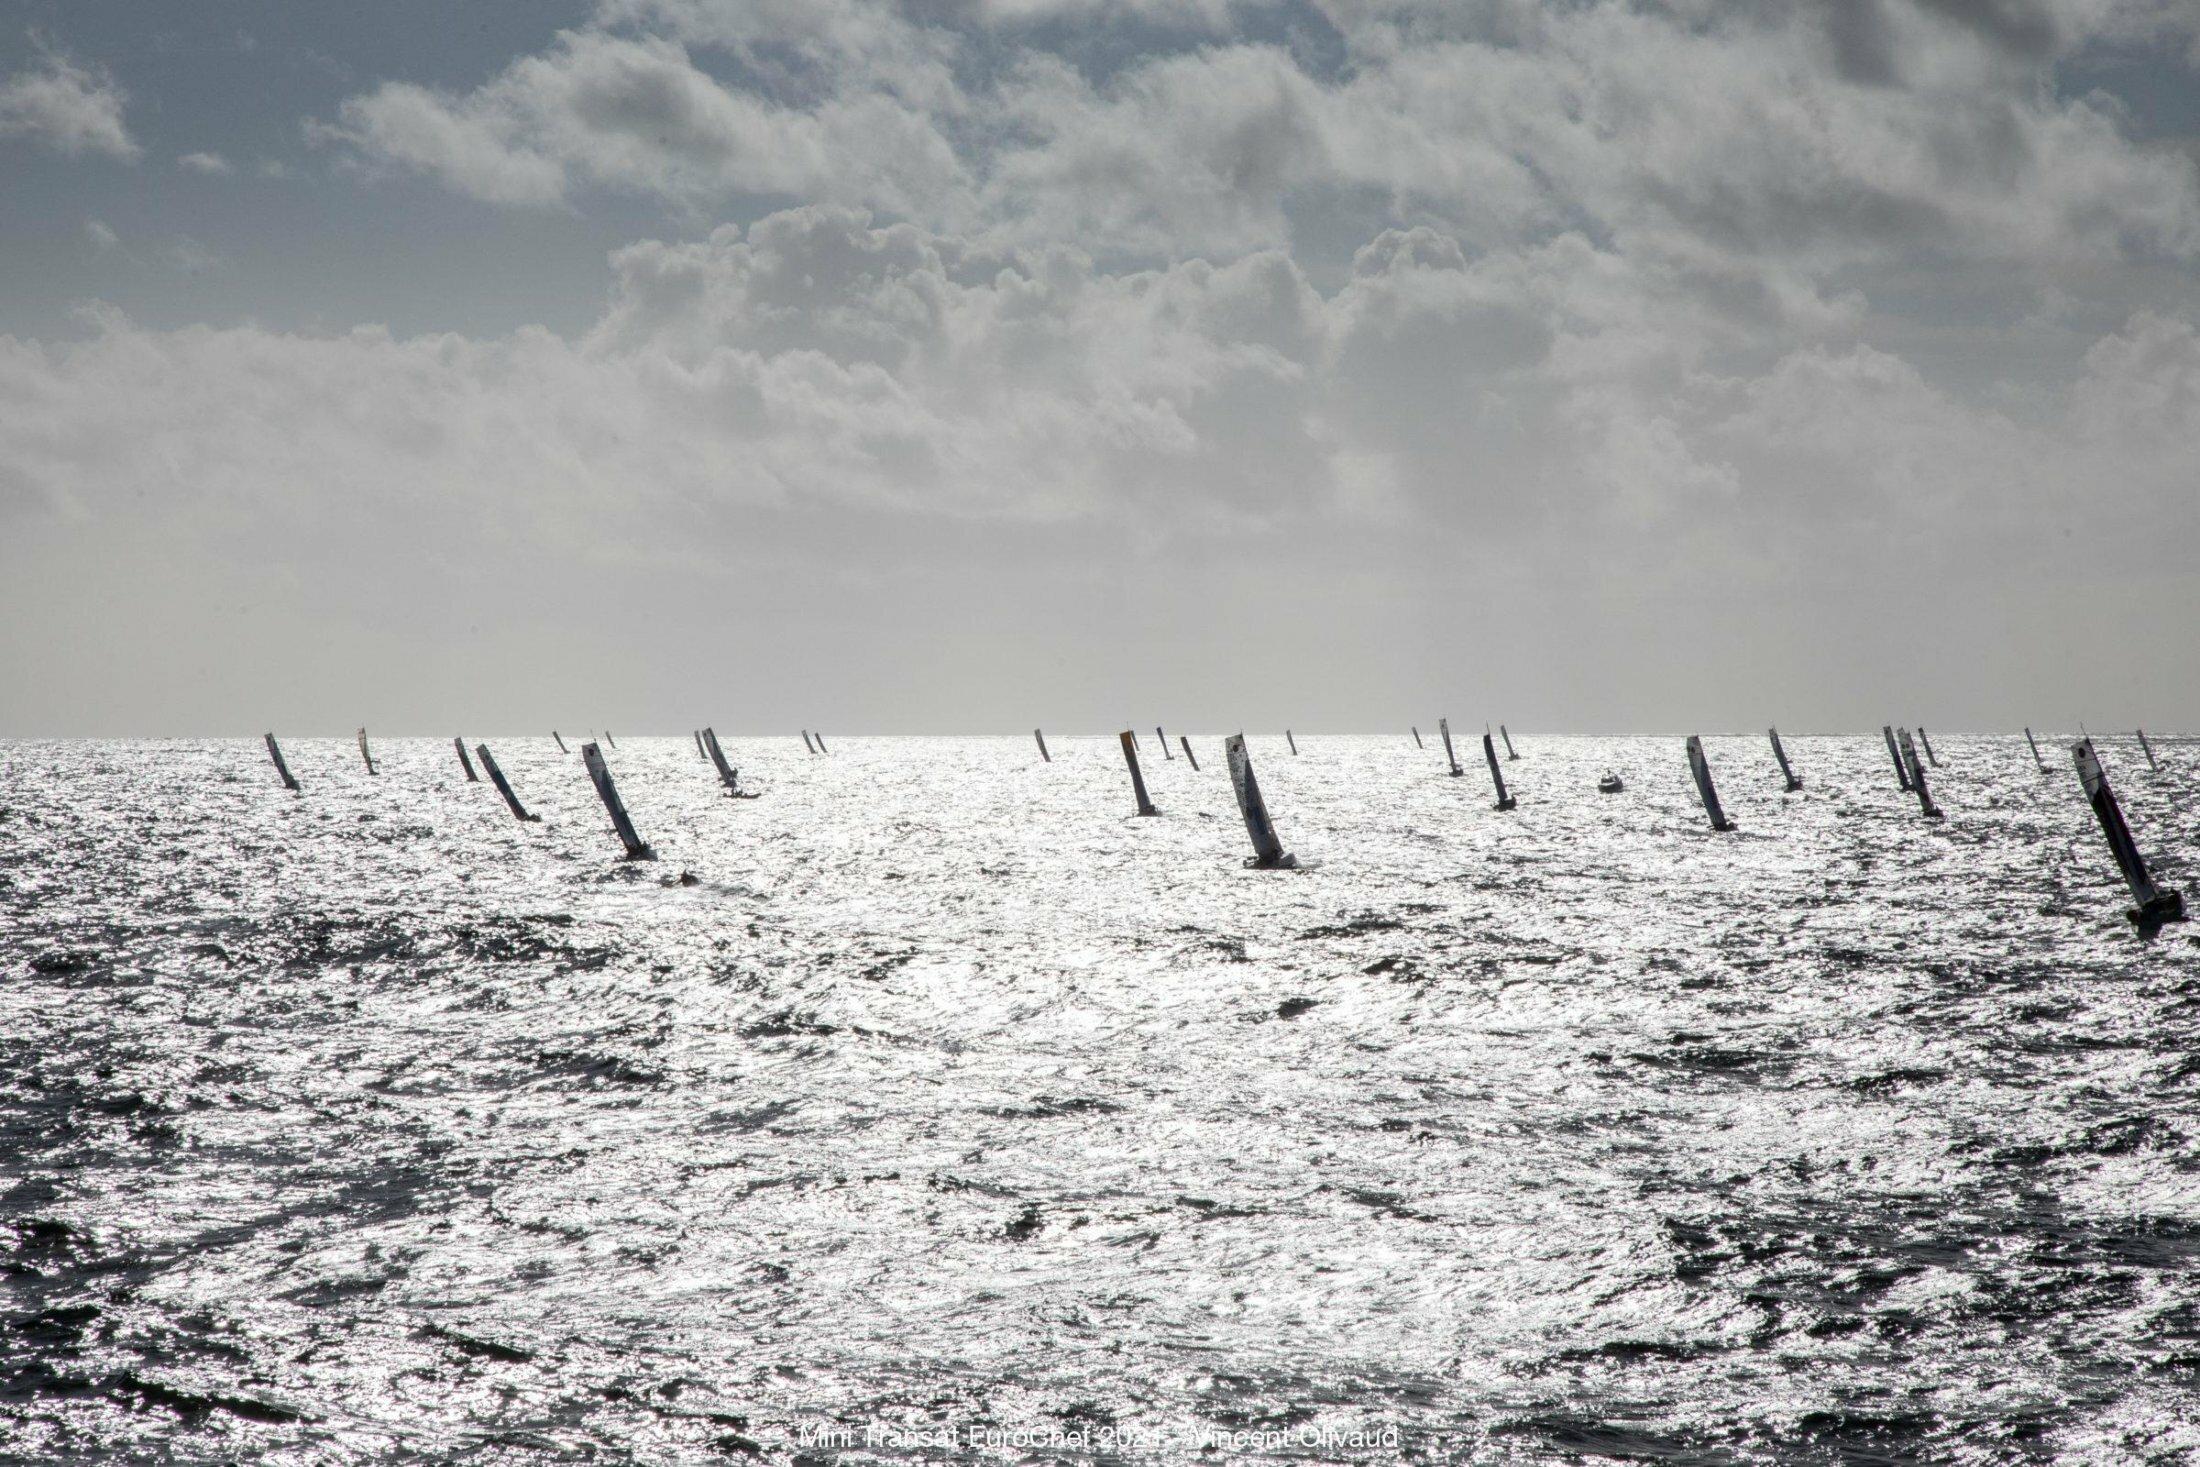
3;734;2196;1462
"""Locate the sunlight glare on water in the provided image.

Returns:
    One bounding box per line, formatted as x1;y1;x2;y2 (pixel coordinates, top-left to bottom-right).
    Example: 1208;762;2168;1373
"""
3;733;2197;1462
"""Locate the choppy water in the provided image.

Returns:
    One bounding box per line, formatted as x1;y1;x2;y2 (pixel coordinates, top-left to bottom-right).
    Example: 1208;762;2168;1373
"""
3;733;2197;1464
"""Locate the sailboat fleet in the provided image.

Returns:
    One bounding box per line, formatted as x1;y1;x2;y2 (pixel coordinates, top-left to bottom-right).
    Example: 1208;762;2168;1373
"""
259;725;2187;933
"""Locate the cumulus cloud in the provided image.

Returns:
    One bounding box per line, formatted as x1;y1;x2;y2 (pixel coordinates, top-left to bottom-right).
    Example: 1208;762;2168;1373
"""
0;41;137;160
2070;309;2200;444
315;28;969;219
11;4;2200;727
4;202;2197;728
1;210;1340;544
316;0;2200;284
5;205;2191;567
2056;0;2200;63
985;46;1336;258
177;150;233;174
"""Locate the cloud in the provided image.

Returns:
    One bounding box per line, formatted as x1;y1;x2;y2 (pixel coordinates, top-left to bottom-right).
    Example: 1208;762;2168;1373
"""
314;28;969;219
13;6;2200;725
2070;309;2200;445
985;45;1336;258
314;0;2200;288
4;204;2198;727
83;218;117;252
163;237;225;275
0;210;1377;563
178;150;234;175
4;206;2191;564
0;40;138;160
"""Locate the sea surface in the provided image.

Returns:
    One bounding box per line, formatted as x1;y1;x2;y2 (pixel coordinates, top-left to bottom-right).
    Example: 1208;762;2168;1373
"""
3;733;2197;1464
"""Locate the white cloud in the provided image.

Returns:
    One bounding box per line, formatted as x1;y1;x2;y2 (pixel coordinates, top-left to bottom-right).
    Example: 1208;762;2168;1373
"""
5;203;2198;727
315;29;970;220
0;211;1353;562
178;150;234;175
164;237;225;275
315;0;2200;290
985;46;1336;258
4;206;2191;564
2056;0;2200;63
2070;309;2200;448
0;41;138;160
13;4;2200;725
83;218;117;252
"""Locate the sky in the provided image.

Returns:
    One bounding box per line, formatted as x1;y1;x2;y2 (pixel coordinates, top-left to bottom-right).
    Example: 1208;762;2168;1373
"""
2;0;2197;737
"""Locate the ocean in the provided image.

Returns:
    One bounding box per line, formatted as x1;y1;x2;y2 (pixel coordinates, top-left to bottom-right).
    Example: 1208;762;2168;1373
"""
4;733;2195;1463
